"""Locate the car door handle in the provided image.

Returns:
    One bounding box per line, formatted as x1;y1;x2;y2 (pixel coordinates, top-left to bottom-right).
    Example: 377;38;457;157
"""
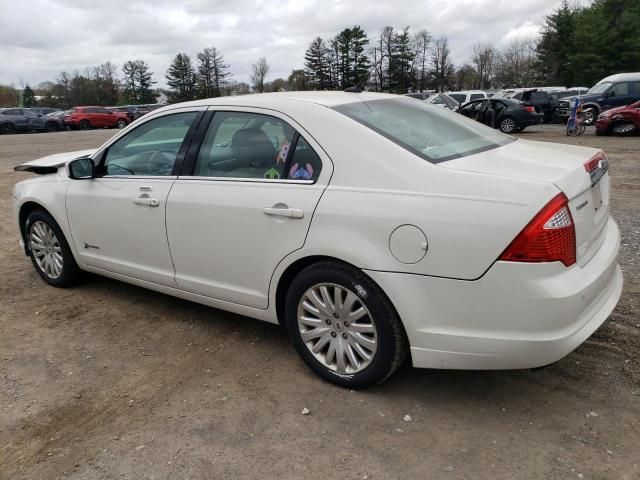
134;196;160;207
263;206;304;219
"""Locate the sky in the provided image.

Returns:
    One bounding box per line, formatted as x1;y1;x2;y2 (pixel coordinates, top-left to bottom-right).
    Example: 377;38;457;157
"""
0;0;569;89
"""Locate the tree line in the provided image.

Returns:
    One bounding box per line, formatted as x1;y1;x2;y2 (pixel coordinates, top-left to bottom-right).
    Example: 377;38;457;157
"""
2;0;638;108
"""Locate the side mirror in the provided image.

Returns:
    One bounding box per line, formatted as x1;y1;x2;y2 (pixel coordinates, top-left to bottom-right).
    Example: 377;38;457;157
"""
68;157;95;180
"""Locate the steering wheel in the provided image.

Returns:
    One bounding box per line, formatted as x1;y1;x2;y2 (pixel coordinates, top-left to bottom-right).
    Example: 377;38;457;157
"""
146;149;178;175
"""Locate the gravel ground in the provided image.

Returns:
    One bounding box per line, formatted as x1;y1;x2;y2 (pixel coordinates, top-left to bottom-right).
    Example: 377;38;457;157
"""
0;125;638;480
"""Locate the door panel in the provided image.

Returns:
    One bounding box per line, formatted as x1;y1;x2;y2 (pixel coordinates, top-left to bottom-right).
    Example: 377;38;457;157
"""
66;178;177;286
166;180;326;308
166;108;332;309
65;110;202;286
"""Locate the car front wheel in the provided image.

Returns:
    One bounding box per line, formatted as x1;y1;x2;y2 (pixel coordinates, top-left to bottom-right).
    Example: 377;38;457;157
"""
583;107;597;126
25;210;81;287
285;261;408;388
116;119;128;129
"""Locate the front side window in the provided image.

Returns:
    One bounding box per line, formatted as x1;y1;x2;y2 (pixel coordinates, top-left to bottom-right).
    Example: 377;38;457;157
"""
449;94;466;103
611;82;629;96
334;97;513;163
195;112;295;179
102;112;197;176
470;93;485;101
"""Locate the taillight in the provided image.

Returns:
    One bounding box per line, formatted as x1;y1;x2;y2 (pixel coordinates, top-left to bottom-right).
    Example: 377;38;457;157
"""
499;193;576;267
524;106;536;113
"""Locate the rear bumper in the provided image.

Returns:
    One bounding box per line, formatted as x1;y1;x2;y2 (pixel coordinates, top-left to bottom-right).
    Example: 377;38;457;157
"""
366;216;622;370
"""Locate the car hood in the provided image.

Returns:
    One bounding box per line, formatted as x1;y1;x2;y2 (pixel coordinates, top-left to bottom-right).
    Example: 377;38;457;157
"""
441;139;599;200
559;93;601;105
599;105;632;116
14;149;96;174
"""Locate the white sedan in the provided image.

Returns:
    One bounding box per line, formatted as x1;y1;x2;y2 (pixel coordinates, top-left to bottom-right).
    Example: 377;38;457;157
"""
12;92;622;388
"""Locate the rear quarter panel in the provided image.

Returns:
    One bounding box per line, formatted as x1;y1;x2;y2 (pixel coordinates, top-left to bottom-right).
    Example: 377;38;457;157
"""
276;103;559;280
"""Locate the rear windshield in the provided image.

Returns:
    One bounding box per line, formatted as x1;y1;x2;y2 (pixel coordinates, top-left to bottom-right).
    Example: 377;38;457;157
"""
333;97;514;163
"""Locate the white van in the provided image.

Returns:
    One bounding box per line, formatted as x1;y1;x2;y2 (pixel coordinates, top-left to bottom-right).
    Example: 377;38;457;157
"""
447;90;488;105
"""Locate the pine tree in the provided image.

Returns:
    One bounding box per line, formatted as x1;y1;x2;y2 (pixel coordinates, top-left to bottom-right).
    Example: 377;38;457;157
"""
196;47;231;98
304;37;331;89
122;60;156;104
22;84;36;107
166;53;196;103
388;27;414;93
536;0;576;86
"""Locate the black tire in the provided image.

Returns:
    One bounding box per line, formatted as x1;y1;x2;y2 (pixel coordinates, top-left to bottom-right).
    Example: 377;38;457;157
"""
45;122;57;132
611;121;637;136
115;119;128;129
582;107;598;126
0;122;16;134
24;209;81;288
79;119;91;130
284;261;408;389
499;116;518;134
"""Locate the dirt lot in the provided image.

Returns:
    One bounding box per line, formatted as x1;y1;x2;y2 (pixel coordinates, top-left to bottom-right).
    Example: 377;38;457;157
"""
0;126;638;480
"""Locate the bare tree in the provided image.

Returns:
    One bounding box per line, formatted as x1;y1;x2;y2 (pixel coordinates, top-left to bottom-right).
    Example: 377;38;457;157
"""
250;57;271;93
413;29;432;92
496;39;537;87
471;42;496;89
431;35;452;92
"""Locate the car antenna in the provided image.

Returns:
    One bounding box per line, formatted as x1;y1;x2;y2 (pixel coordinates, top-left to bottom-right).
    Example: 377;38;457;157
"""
344;86;362;93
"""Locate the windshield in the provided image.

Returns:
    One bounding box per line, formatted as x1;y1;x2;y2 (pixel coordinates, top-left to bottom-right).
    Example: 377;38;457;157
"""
333;98;514;163
588;82;611;94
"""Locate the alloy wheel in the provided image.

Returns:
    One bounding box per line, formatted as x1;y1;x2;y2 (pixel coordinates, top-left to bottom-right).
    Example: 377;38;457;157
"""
612;122;635;135
297;283;378;374
501;118;516;133
29;221;63;279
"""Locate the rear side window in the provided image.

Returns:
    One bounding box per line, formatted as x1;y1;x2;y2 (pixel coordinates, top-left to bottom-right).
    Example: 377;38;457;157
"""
449;94;466;103
334;98;513;163
287;136;322;181
470;93;485;101
194;111;322;181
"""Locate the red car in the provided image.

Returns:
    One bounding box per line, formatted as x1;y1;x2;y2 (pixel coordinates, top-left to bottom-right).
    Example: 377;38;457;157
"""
595;100;640;136
64;106;130;130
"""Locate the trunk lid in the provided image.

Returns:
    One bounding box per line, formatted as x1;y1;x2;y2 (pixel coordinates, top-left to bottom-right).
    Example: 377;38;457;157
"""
441;139;610;266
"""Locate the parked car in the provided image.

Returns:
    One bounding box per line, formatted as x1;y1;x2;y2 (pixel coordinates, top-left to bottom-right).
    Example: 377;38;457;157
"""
64;106;130;130
556;73;640;125
425;93;459;110
403;92;433;101
13;92;622;388
30;107;62;115
595;100;640;136
447;90;488;105
109;105;153;122
458;97;540;133
0;107;61;134
511;90;551;122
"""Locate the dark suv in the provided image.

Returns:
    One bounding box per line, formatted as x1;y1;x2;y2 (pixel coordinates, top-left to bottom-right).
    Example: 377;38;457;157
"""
555;73;640;125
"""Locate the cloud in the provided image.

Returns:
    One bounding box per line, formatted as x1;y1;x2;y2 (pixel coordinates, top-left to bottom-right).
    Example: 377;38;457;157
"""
0;0;561;88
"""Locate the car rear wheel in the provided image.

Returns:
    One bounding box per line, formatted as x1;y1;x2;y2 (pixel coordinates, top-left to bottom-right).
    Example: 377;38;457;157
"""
611;121;637;136
24;210;81;287
284;261;408;389
116;119;128;129
45;122;57;132
499;117;518;134
0;122;16;134
79;119;92;130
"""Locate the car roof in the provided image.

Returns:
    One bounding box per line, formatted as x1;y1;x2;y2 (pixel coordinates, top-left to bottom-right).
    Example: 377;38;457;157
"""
164;91;396;110
597;72;640;83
